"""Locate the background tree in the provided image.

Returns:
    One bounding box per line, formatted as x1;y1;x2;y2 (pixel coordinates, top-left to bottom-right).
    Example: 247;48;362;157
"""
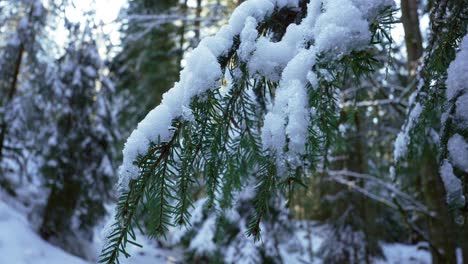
39;20;117;258
0;0;47;191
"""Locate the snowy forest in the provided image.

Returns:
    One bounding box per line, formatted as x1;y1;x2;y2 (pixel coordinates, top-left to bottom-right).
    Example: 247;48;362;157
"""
0;0;467;263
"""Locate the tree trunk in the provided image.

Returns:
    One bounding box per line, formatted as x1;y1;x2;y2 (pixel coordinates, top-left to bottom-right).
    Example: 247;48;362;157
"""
178;0;188;72
421;145;457;264
40;178;85;257
0;4;34;168
400;0;423;74
194;0;202;43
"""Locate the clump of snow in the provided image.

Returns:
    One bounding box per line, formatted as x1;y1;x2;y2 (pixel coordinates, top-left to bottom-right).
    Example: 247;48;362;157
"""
455;93;468;128
238;16;259;61
248;34;298;81
262;112;287;164
394;103;422;161
248;1;320;81
439;160;466;208
448;134;468;173
198;26;234;58
446;35;468;100
276;0;300;8
228;0;275;34
442;36;468;129
307;70;318;88
314;0;370;54
281;48;317;82
262;48;316;170
285;79;311;159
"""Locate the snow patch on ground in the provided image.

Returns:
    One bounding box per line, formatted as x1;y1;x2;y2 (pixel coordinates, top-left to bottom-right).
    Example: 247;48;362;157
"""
377;243;432;264
0;197;183;264
0;200;88;264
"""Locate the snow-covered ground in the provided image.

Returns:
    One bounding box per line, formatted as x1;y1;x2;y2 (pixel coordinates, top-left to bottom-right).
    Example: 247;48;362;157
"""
0;198;430;264
0;198;183;264
0;200;87;264
377;243;432;264
280;223;431;264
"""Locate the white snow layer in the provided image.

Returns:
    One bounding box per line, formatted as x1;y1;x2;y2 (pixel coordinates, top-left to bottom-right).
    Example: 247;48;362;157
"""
455;93;468;128
448;134;468;173
440;160;466;207
262;48;315;171
445;35;468;129
119;0;395;189
238;17;259;62
446;35;468;101
393;103;422;161
0;200;88;264
314;0;370;54
247;1;319;81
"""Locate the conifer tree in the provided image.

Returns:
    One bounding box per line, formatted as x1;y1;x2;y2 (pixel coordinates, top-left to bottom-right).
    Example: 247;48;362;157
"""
40;22;117;258
392;0;467;261
99;1;404;263
0;0;47;190
111;0;181;134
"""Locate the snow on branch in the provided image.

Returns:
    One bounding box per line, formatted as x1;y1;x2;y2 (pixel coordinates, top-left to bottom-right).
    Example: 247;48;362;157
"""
102;0;398;262
119;0;396;190
119;0;279;191
438;34;468;211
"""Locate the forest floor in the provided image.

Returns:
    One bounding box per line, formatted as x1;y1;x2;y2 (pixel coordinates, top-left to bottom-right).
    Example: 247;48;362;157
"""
0;197;431;264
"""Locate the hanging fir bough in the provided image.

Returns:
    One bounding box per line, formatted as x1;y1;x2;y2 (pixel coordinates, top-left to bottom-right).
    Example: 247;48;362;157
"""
392;0;467;222
393;0;468;163
99;0;398;263
438;35;468;220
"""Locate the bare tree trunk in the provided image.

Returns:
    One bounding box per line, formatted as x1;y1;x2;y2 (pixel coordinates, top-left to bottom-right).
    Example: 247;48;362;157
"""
0;2;33;163
178;0;188;72
194;0;202;43
421;145;457;264
400;0;423;74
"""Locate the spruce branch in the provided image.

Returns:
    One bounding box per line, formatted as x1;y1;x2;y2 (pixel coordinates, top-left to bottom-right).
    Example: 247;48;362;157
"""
100;125;180;263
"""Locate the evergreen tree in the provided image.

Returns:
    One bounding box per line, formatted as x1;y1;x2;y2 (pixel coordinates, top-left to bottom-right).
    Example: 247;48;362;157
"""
112;0;235;140
111;0;181;135
39;22;117;258
0;0;47;191
392;0;468;261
